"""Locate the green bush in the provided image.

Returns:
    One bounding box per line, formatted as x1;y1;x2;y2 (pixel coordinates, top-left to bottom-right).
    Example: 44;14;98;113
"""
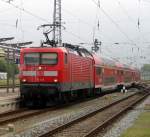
0;58;19;78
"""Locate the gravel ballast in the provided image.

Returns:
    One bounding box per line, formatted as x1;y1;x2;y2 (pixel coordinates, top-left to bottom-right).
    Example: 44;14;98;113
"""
12;91;138;137
97;95;150;137
0;89;139;137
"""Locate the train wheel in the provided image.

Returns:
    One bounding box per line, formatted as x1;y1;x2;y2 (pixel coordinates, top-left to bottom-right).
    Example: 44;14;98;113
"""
57;92;65;104
20;99;26;107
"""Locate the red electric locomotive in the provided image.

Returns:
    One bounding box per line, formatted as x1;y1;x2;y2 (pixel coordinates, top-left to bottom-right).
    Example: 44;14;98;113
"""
20;44;95;105
19;44;140;106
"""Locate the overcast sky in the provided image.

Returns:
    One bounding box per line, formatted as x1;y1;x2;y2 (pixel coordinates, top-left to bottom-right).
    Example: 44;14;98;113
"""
0;0;150;68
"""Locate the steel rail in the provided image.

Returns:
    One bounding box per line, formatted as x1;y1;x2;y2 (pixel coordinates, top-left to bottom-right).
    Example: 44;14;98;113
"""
0;94;100;126
0;108;27;118
84;92;150;137
0;109;50;125
39;91;149;137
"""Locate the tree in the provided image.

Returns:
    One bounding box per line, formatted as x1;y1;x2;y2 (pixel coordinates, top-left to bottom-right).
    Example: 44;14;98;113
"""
141;64;150;72
0;59;7;72
0;58;19;78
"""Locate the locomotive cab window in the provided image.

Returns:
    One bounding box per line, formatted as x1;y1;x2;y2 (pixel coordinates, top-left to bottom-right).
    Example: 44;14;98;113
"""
24;53;39;65
24;53;58;65
41;53;58;65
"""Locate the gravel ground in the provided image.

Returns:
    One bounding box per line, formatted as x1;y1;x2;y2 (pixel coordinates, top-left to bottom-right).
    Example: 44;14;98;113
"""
1;89;138;137
96;95;150;137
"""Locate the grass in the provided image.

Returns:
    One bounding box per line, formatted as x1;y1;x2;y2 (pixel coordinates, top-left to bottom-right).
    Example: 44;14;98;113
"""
120;107;150;137
0;79;20;87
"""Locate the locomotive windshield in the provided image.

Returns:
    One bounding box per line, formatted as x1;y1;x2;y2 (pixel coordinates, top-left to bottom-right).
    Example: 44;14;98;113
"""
24;53;39;65
24;53;58;65
41;53;57;65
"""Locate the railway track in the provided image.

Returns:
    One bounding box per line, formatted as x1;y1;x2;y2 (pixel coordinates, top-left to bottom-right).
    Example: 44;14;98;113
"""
38;90;149;137
0;95;102;126
0;108;52;125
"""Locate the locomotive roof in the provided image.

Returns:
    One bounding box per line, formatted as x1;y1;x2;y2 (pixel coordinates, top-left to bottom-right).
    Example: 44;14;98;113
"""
21;44;93;58
21;47;68;53
21;46;138;72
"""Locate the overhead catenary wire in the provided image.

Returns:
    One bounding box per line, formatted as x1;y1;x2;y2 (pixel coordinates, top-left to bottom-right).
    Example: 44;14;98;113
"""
1;0;50;23
19;0;24;41
116;0;148;43
63;1;122;54
62;7;101;43
116;0;136;25
93;0;101;42
0;0;117;46
62;2;115;45
91;0;136;46
62;8;93;28
64;29;88;43
62;7;115;44
1;0;91;44
2;0;147;54
62;0;150;46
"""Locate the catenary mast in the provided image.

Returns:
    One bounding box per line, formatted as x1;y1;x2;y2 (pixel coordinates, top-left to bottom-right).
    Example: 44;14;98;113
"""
38;0;62;47
53;0;62;45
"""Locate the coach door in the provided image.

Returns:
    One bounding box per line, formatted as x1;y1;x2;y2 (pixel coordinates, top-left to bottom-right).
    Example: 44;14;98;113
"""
95;66;102;88
118;70;124;84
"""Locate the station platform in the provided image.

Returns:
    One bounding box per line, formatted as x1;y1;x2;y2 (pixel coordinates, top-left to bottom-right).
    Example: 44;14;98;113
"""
0;88;20;100
0;88;20;114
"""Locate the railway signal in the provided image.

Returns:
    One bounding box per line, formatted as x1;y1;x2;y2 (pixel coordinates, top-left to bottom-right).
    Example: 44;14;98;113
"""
91;39;102;53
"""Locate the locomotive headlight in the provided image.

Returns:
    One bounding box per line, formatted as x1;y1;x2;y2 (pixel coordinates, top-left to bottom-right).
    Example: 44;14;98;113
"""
54;79;58;83
38;66;42;70
22;78;27;82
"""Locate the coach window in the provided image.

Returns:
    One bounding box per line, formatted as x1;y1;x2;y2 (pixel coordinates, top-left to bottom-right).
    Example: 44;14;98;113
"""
64;53;67;64
121;70;124;75
117;70;120;75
